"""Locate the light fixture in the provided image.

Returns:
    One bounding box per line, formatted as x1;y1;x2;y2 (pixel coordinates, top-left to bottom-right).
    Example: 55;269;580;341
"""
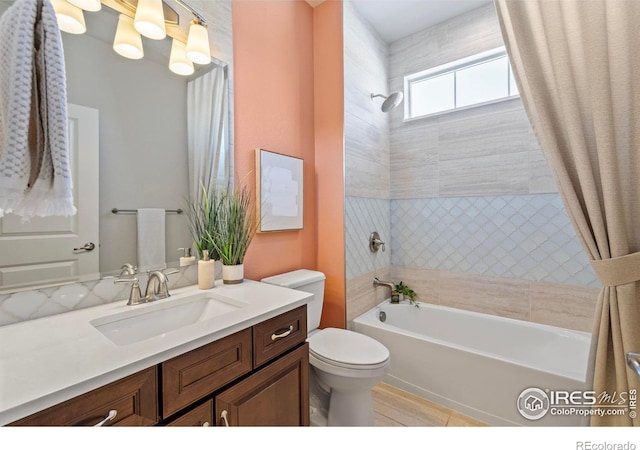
113;14;144;60
54;0;213;75
51;0;86;34
169;39;194;76
134;0;166;40
185;19;211;65
66;0;101;12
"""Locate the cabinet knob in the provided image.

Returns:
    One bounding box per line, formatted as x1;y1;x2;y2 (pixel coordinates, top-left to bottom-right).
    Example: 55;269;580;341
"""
93;409;117;427
220;410;230;427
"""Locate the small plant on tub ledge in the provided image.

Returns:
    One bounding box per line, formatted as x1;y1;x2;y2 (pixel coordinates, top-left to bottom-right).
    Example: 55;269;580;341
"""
394;281;419;308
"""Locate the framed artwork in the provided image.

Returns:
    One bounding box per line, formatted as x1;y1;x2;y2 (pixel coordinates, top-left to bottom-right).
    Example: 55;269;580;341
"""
255;148;304;232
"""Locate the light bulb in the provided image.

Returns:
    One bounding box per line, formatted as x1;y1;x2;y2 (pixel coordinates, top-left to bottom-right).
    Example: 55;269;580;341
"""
51;0;86;34
185;20;211;65
67;0;101;12
134;0;166;40
113;14;144;60
169;39;194;76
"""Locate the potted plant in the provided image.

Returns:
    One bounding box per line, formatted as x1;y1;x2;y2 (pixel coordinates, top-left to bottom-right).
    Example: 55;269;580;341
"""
394;281;418;306
208;182;257;284
185;183;222;262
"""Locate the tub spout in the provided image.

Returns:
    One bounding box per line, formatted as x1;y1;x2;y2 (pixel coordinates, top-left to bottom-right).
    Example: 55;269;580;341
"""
373;277;400;303
373;277;395;291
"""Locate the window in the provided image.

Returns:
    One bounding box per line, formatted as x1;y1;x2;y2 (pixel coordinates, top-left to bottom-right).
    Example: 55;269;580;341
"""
404;47;519;120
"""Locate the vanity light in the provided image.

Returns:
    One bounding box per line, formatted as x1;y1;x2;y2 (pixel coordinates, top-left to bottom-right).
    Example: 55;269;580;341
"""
185;20;211;65
66;0;101;12
134;0;166;40
51;0;86;34
113;14;144;60
169;38;194;76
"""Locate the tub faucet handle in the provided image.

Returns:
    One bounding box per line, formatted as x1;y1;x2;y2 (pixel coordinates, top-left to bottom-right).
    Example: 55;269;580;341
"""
369;231;386;252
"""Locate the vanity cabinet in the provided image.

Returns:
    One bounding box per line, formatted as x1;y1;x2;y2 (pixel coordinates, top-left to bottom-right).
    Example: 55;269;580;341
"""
8;305;308;427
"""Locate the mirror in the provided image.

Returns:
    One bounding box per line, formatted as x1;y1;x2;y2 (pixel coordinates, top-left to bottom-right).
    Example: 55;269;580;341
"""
0;1;230;292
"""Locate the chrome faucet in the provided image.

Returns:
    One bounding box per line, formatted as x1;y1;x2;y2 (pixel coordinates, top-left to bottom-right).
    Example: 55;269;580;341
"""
145;270;171;300
114;268;179;306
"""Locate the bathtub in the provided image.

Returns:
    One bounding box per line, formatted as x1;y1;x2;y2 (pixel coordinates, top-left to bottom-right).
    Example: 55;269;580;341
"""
352;300;596;426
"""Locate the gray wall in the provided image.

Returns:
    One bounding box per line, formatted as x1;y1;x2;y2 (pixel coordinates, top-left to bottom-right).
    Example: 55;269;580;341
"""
63;18;191;274
61;2;234;274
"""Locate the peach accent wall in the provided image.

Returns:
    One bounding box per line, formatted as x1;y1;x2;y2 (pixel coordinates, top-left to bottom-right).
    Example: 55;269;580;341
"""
232;1;317;282
314;1;345;329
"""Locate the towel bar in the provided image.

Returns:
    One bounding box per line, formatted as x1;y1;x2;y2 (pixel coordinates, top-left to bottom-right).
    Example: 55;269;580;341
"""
111;208;183;214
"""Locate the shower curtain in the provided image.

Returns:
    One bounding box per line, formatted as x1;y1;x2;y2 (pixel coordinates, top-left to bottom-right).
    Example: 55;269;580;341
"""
494;0;640;426
187;64;230;207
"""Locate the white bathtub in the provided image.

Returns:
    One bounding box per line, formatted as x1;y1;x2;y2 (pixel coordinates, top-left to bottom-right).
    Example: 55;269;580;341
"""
352;300;596;426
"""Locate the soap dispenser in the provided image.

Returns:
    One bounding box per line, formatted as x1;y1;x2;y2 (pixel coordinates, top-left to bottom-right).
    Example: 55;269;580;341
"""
178;247;196;266
198;249;215;289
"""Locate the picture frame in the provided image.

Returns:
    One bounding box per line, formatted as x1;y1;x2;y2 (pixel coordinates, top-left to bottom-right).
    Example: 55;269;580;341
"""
255;148;304;232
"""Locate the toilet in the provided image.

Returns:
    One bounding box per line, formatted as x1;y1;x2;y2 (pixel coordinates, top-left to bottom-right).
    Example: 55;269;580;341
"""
261;269;390;426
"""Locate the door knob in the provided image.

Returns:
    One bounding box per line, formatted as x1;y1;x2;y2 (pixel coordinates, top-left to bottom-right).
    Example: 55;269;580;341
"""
73;242;96;252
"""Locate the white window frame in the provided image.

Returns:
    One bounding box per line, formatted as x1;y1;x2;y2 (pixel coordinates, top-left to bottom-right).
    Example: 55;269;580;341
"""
403;46;519;121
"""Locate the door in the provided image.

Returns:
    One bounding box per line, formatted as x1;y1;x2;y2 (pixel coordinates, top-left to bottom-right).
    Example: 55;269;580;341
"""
0;104;99;290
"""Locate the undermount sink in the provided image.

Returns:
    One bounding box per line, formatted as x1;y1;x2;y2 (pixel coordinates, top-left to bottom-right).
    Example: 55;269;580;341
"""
90;293;246;346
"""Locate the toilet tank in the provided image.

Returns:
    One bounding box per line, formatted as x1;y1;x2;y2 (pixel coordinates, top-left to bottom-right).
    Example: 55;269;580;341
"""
260;269;326;332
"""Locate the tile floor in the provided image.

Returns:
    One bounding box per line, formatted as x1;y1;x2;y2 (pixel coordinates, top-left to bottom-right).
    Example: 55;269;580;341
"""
372;383;487;427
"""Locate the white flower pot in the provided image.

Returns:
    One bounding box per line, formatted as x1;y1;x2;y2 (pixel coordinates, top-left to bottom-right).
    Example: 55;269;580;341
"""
222;264;244;284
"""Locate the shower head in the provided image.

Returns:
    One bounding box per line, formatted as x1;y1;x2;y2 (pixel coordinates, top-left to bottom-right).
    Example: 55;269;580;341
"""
371;91;404;112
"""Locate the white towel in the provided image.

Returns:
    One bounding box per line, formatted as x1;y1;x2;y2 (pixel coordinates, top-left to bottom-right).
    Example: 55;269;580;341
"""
0;0;75;220
136;208;166;272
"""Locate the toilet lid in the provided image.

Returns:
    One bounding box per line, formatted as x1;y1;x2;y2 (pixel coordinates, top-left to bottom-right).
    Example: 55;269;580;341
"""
308;328;390;367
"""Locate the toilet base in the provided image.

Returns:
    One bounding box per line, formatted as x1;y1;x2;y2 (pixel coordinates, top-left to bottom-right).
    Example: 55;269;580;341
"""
327;388;375;426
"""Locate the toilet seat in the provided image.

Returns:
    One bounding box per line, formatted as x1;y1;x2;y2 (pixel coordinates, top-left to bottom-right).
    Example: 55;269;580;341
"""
307;328;390;370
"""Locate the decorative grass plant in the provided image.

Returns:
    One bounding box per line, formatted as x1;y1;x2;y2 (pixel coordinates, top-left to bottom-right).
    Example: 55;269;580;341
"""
208;182;258;267
185;184;222;261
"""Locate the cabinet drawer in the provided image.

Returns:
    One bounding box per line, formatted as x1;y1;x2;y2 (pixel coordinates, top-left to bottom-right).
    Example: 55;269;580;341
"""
162;328;252;418
253;305;307;368
164;400;213;427
10;367;158;426
215;343;309;426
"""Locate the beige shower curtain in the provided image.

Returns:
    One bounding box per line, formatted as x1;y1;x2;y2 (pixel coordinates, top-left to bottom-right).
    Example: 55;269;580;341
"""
494;0;640;426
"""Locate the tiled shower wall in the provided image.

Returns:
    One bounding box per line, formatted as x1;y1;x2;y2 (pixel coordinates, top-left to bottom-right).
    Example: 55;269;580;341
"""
345;2;600;331
343;1;393;321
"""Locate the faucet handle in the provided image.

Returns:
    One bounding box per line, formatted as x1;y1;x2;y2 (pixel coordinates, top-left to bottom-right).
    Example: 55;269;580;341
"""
119;263;137;276
114;277;143;305
369;232;386;252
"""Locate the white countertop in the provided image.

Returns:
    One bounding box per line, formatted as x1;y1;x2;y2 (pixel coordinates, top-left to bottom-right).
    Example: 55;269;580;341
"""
0;280;311;425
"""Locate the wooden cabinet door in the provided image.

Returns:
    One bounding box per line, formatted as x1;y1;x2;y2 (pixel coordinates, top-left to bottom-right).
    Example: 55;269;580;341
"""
10;367;158;426
215;343;309;427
